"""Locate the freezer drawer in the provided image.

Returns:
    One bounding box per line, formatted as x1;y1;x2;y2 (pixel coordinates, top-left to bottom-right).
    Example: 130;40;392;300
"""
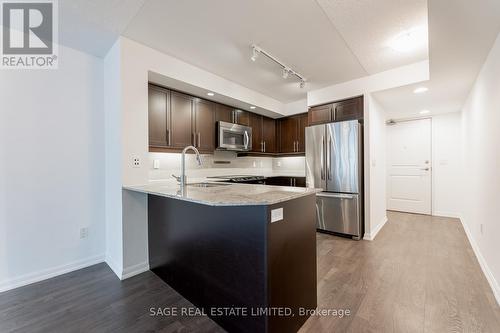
315;192;361;238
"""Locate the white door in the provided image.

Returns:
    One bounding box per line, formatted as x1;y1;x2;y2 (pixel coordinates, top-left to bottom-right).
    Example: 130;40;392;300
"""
387;118;432;214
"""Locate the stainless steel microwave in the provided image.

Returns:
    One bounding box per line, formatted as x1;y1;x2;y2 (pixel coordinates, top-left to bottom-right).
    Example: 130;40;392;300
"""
217;121;252;151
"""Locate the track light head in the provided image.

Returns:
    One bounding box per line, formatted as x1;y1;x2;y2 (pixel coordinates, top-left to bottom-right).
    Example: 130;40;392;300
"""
251;47;259;62
299;80;306;89
282;68;290;79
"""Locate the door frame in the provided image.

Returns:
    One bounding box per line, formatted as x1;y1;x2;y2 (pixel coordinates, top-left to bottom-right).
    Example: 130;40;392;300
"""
386;116;433;215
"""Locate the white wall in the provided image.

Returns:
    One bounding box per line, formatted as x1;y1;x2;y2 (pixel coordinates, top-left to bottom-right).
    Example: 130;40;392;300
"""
431;113;462;218
365;95;388;239
0;45;105;292
460;31;500;304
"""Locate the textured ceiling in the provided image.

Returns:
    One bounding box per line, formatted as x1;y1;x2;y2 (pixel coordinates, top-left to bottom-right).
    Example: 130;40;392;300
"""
315;0;428;74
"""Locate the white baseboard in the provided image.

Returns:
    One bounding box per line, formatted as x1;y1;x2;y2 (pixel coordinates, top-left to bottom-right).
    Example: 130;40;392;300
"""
364;216;388;241
0;254;105;293
105;255;123;279
460;217;500;306
433;211;461;219
121;261;150;280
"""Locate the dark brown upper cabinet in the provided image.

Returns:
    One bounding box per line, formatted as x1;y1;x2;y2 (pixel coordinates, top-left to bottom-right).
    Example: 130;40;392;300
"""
278;113;308;154
308;104;332;125
148;85;170;147
308;96;364;125
193;99;215;152
333;97;364;121
262;116;276;153
234;109;250;126
170;91;195;149
249;113;263;153
297;113;309;153
215;104;233;123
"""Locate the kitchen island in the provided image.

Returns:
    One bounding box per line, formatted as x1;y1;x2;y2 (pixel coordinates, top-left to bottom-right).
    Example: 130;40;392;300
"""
124;182;320;333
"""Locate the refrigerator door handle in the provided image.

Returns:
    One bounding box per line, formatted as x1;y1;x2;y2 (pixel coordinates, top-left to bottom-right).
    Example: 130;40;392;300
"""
326;135;331;180
317;192;356;199
320;136;325;180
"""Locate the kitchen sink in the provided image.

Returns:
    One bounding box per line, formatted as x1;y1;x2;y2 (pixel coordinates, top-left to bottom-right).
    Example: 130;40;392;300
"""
187;182;231;188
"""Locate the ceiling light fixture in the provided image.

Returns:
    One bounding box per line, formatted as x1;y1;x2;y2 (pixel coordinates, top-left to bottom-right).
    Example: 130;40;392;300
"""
413;87;428;94
250;106;256;109
250;44;307;88
207;92;215;96
250;47;260;62
419;109;430;114
388;26;427;53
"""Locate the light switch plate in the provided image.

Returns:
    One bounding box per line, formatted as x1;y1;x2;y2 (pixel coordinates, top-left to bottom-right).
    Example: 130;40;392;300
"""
271;208;283;223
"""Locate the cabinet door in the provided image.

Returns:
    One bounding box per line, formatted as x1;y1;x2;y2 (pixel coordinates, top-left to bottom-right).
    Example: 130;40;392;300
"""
148;85;169;147
170;91;194;149
279;117;297;153
262;116;276;153
215;104;233;124
249;113;263;152
334;97;363;121
297;113;308;153
308;104;332;125
234;109;250;126
194;99;215;152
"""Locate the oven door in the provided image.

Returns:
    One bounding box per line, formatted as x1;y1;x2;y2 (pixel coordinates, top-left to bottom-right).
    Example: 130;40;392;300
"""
217;121;252;151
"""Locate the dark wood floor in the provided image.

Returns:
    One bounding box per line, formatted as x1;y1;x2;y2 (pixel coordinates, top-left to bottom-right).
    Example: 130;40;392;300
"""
1;212;499;332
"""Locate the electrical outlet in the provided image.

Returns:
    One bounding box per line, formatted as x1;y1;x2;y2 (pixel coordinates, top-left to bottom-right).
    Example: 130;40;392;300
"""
132;157;141;168
153;159;160;169
80;227;88;239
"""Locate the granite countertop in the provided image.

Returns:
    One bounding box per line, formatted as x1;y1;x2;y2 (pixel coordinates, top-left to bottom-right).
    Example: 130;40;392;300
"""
123;181;321;206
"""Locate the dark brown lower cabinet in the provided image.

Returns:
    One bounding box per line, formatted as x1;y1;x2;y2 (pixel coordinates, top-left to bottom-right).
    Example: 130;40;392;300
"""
265;177;306;187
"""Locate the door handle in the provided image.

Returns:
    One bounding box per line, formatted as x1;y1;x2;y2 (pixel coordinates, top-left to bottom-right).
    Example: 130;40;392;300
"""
326;136;331;180
244;131;249;149
320;136;325;180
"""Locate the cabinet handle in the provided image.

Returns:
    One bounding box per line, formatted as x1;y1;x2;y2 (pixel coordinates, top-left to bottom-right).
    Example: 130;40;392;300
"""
264;141;266;152
290;178;293;186
166;129;170;145
261;141;263;152
192;133;195;146
197;133;201;148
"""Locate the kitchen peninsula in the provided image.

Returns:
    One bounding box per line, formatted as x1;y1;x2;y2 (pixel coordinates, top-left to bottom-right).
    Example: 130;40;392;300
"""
124;182;320;333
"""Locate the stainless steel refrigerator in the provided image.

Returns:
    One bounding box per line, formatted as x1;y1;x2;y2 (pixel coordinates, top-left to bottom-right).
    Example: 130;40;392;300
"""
305;120;363;239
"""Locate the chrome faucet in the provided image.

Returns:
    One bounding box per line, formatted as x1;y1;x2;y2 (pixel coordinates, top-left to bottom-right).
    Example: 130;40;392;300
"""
172;145;202;188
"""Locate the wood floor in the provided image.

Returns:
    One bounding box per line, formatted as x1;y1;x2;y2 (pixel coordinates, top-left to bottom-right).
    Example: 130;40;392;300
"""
1;212;499;332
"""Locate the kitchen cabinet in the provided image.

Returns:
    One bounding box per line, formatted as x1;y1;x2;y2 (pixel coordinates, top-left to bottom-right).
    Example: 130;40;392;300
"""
215;104;233;123
278;113;308;154
249;113;276;153
333;97;363;121
297;113;308;153
308;96;364;125
148;85;170;147
249;113;263;153
170;91;194;149
262;116;276;153
265;176;306;188
234;109;250;126
193;99;215;152
308;104;332;125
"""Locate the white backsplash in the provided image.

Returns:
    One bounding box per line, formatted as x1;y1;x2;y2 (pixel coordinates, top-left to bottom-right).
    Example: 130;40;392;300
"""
149;151;305;181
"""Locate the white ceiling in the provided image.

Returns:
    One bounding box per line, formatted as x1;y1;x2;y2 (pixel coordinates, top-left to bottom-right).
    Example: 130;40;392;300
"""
59;0;146;57
315;0;428;74
373;0;500;119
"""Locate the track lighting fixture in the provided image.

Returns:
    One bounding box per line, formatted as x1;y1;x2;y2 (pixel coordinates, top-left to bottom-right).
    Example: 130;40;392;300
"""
250;47;259;62
250;44;306;88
